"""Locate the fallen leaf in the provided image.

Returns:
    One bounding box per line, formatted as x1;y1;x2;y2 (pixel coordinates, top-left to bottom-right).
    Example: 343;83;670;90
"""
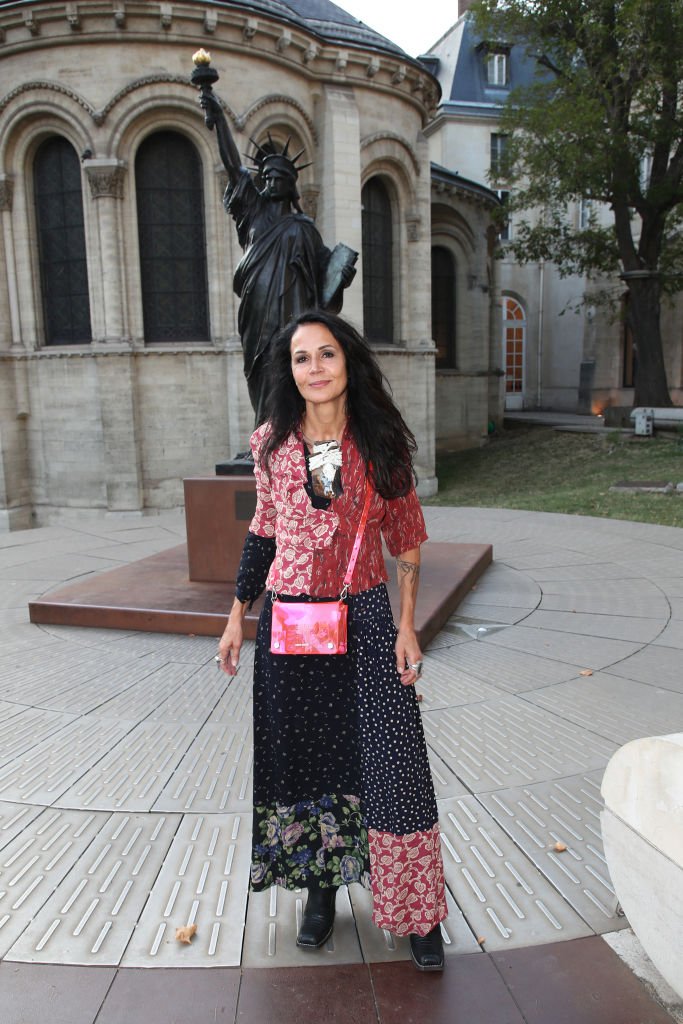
579;669;593;677
175;924;197;944
554;841;567;853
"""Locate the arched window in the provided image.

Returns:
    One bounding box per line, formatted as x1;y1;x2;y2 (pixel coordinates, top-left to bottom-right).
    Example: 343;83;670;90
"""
431;246;456;368
33;136;91;345
135;131;209;343
503;295;526;408
361;178;393;343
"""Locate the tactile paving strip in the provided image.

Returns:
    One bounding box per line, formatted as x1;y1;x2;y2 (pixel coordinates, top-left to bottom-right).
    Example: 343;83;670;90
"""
433;642;585;694
147;669;235;724
478;773;625;933
92;663;202;722
0;806;106;958
438;795;593;950
0;646;141;706
6;812;180;965
415;650;503;712
0;801;46;853
31;658;164;716
422;696;617;794
106;633;220;663
121;813;251;966
525;674;683;746
0;707;77;768
153;722;253;814
54;722;199;812
0;717;133;805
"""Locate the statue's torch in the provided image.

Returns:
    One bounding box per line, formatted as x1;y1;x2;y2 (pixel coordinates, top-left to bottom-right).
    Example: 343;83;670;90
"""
191;49;220;129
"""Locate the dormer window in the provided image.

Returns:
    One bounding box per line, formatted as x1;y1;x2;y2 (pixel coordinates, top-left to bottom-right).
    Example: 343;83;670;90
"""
476;40;511;87
487;52;508;85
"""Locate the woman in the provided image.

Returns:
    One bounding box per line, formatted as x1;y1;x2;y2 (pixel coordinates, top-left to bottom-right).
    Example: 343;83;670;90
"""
218;310;447;970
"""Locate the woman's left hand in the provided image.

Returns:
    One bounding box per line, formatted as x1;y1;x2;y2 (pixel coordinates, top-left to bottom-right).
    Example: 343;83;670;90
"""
396;626;423;687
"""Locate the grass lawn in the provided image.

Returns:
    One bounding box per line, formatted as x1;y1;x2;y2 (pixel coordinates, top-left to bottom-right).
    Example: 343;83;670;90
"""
426;422;683;528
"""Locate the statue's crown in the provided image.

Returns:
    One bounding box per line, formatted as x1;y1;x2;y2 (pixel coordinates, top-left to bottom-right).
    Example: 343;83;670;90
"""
247;134;311;180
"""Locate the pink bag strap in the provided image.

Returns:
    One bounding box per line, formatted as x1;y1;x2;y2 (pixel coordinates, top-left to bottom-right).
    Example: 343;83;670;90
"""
341;476;372;598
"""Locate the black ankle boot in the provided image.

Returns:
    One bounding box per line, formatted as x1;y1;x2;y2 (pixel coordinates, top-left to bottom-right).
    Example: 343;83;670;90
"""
296;886;337;949
409;923;445;971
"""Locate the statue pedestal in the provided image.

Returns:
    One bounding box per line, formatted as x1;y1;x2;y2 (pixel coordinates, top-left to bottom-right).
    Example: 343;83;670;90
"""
183;476;256;582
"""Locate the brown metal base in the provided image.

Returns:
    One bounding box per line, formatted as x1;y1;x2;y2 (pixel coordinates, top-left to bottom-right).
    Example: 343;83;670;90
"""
28;541;492;645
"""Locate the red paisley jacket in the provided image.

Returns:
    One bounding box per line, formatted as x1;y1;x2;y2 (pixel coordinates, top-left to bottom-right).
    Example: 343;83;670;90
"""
249;423;427;597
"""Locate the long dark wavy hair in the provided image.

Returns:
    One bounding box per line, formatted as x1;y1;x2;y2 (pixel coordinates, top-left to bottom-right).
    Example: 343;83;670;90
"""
259;310;417;499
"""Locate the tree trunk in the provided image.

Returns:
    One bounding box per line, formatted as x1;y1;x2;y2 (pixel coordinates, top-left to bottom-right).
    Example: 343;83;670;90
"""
626;276;673;407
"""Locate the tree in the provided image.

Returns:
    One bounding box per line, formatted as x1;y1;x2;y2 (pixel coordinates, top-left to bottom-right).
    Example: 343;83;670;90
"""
474;0;683;407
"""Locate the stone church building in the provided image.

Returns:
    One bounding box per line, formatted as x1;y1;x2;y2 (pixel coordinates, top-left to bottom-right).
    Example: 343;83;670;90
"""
0;0;502;530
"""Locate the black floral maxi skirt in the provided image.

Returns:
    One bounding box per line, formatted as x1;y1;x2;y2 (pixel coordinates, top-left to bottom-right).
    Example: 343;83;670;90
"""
250;584;448;937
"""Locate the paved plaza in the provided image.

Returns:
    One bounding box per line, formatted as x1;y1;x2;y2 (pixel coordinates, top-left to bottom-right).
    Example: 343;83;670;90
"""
0;505;682;1021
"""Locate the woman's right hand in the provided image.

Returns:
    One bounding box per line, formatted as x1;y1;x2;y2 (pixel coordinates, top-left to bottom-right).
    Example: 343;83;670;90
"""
218;602;244;675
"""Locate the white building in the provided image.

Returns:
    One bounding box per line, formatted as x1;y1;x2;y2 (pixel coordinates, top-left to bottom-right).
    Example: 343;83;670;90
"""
426;1;683;416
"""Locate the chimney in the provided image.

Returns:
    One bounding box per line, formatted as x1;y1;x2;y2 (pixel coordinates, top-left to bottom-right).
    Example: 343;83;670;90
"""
458;0;474;16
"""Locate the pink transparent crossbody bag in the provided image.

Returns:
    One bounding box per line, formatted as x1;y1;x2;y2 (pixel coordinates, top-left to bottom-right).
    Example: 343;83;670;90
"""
270;479;371;655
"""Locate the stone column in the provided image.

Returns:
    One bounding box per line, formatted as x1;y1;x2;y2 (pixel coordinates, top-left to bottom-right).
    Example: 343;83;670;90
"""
0;175;22;351
84;159;128;344
317;86;363;328
405;132;433;349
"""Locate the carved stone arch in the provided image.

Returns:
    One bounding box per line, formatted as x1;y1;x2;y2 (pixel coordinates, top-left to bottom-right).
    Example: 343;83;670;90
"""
360;131;420;177
112;103;218;173
0;80;95;121
238;94;318;146
360;134;419;211
0;88;96;170
93;74;238;128
431;202;476;256
106;86;220;163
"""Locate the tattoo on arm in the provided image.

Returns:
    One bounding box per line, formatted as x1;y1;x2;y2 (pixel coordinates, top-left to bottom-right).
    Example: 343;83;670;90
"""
396;557;420;587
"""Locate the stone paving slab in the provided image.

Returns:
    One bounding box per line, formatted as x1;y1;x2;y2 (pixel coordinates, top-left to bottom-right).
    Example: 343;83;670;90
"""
152;721;253;814
478;773;626;932
0;707;79;768
5;812;180;966
415;650;503;710
525;563;646;583
54;721;200;812
652;617;683;650
0;718;134;805
525;673;683;745
536;578;670;618
426;642;585;694
521;609;665;643
438;795;594;950
482;624;642;669
0;806;106;959
602;642;683;693
121;813;251;967
422;697;617;794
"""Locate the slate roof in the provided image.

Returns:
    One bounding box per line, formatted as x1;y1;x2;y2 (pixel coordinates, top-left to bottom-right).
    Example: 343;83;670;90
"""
443;14;541;111
0;0;413;61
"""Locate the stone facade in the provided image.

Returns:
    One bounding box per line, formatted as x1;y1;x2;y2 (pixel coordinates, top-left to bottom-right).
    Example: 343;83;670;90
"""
0;0;501;529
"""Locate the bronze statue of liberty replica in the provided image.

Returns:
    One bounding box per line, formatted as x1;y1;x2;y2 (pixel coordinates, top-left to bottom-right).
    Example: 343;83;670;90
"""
192;51;357;426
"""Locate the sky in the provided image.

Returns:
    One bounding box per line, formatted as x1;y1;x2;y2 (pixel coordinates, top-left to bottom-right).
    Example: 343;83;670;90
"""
337;0;458;57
